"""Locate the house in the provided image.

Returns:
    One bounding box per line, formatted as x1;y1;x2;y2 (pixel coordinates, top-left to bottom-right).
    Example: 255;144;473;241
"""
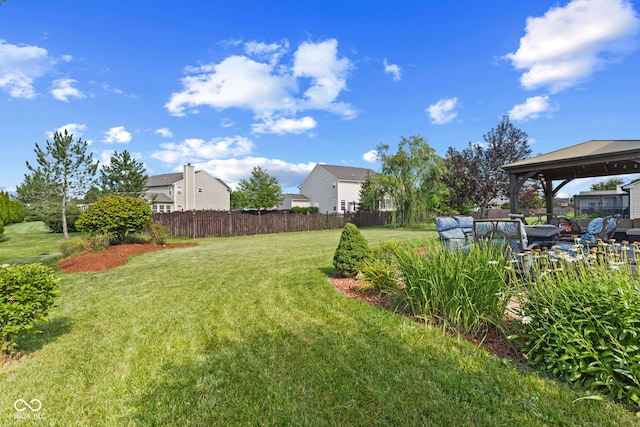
145;164;230;213
573;187;629;217
622;180;640;219
279;193;311;210
297;164;378;213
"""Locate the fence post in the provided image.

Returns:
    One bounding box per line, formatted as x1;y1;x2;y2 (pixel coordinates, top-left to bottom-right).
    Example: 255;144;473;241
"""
192;211;197;239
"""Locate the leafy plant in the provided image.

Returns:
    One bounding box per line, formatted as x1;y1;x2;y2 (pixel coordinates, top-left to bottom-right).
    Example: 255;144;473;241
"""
0;263;59;353
360;240;404;292
76;195;152;243
148;222;170;245
512;251;640;407
332;223;372;277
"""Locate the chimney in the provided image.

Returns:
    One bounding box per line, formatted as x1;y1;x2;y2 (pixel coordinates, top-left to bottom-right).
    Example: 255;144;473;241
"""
184;163;196;210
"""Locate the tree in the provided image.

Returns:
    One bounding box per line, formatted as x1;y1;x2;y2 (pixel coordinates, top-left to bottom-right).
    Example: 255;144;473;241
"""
22;130;97;239
233;166;284;210
16;168;57;221
332;223;371;277
590;178;624;191
375;135;444;226
357;174;385;212
443;116;531;218
99;150;148;198
75;195;152;243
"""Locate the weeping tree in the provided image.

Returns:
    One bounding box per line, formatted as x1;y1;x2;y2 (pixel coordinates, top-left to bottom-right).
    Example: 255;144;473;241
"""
22;130;98;239
375;135;444;227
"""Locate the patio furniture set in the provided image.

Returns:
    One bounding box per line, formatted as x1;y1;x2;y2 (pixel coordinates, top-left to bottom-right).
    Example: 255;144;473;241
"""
435;215;635;266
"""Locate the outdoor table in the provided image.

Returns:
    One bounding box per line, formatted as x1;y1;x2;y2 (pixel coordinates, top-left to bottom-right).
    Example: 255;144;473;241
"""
525;225;568;247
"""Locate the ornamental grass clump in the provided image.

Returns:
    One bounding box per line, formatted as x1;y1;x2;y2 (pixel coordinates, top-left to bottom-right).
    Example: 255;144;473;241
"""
360;240;404;293
512;249;640;407
394;242;511;337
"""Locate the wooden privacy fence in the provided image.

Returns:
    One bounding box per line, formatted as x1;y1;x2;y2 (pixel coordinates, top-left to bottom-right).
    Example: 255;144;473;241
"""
152;210;393;239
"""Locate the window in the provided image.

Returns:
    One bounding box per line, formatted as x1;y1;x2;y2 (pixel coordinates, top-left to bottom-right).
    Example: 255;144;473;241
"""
340;200;346;211
177;185;183;196
333;199;337;211
168;187;173;196
198;187;203;193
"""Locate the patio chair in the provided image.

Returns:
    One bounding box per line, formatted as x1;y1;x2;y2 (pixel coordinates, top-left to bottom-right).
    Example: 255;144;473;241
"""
557;216;618;247
472;219;540;254
435;217;471;251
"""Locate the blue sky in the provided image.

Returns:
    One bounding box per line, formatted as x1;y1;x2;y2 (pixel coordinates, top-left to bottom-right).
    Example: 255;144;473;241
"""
1;0;640;198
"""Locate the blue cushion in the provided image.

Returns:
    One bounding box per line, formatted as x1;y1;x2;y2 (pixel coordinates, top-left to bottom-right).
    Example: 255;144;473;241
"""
455;216;474;233
436;217;459;232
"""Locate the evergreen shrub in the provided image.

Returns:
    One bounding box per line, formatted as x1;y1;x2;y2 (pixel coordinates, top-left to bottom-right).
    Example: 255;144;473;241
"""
332;223;372;277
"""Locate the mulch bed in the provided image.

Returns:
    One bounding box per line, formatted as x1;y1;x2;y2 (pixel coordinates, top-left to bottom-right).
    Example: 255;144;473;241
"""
328;274;527;370
56;242;198;274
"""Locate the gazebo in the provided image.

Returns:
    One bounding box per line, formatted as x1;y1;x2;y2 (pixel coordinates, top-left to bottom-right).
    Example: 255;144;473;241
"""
502;140;640;221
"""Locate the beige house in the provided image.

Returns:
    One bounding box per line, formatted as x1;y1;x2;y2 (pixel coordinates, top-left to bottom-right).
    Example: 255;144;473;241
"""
297;164;379;213
145;164;230;213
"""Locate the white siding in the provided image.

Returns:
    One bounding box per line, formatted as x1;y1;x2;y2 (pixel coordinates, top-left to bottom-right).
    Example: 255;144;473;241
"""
299;167;339;213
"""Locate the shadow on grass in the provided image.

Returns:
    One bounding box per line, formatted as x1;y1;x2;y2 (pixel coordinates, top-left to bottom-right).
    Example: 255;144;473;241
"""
14;316;73;354
125;314;596;426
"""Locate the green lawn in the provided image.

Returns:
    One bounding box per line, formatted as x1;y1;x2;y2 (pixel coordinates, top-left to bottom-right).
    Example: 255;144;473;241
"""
1;223;639;426
0;222;83;266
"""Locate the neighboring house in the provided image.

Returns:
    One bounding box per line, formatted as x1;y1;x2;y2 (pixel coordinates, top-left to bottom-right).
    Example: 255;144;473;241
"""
573;187;629;217
145;164;230;213
297;164;378;214
279;193;311;210
622;180;640;219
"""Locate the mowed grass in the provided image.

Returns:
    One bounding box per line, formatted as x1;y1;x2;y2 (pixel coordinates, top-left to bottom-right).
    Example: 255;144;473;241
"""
0;222;82;266
1;224;639;426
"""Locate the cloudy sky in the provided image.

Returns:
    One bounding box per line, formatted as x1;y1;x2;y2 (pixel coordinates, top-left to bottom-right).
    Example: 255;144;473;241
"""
1;0;640;197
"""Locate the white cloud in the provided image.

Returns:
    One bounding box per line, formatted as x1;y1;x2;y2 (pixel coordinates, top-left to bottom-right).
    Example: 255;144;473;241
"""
508;95;559;121
47;123;87;139
426;97;458;124
251;116;317;135
151;136;255;164
103;126;132;144
505;0;640;92
220;118;234;128
155;127;173;138
0;40;52;98
50;78;85;102
383;59;401;82
192;157;316;190
362;150;378;163
166;38;357;121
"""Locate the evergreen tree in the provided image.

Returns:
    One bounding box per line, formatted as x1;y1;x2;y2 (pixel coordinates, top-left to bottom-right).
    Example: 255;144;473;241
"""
23;130;98;239
99;150;148;198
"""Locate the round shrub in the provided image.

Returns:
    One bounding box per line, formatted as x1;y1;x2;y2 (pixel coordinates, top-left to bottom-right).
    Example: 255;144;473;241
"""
76;195;152;243
41;204;82;233
332;223;372;278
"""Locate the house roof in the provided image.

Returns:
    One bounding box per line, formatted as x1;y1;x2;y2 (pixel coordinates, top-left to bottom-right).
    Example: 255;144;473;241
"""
502;140;640;181
146;172;183;187
146;192;173;203
316;164;377;182
284;193;310;201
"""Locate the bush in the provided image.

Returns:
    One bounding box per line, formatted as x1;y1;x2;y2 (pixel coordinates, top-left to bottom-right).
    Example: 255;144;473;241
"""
360;241;404;293
148;222;170;245
0;219;4;238
512;252;640;407
290;206;319;214
332;223;372;278
76;195;152;243
41;204;82;233
0;263;59;353
59;237;89;257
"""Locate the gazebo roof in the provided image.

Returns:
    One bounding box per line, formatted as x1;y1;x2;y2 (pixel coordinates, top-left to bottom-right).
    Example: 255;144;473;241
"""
502;140;640;181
